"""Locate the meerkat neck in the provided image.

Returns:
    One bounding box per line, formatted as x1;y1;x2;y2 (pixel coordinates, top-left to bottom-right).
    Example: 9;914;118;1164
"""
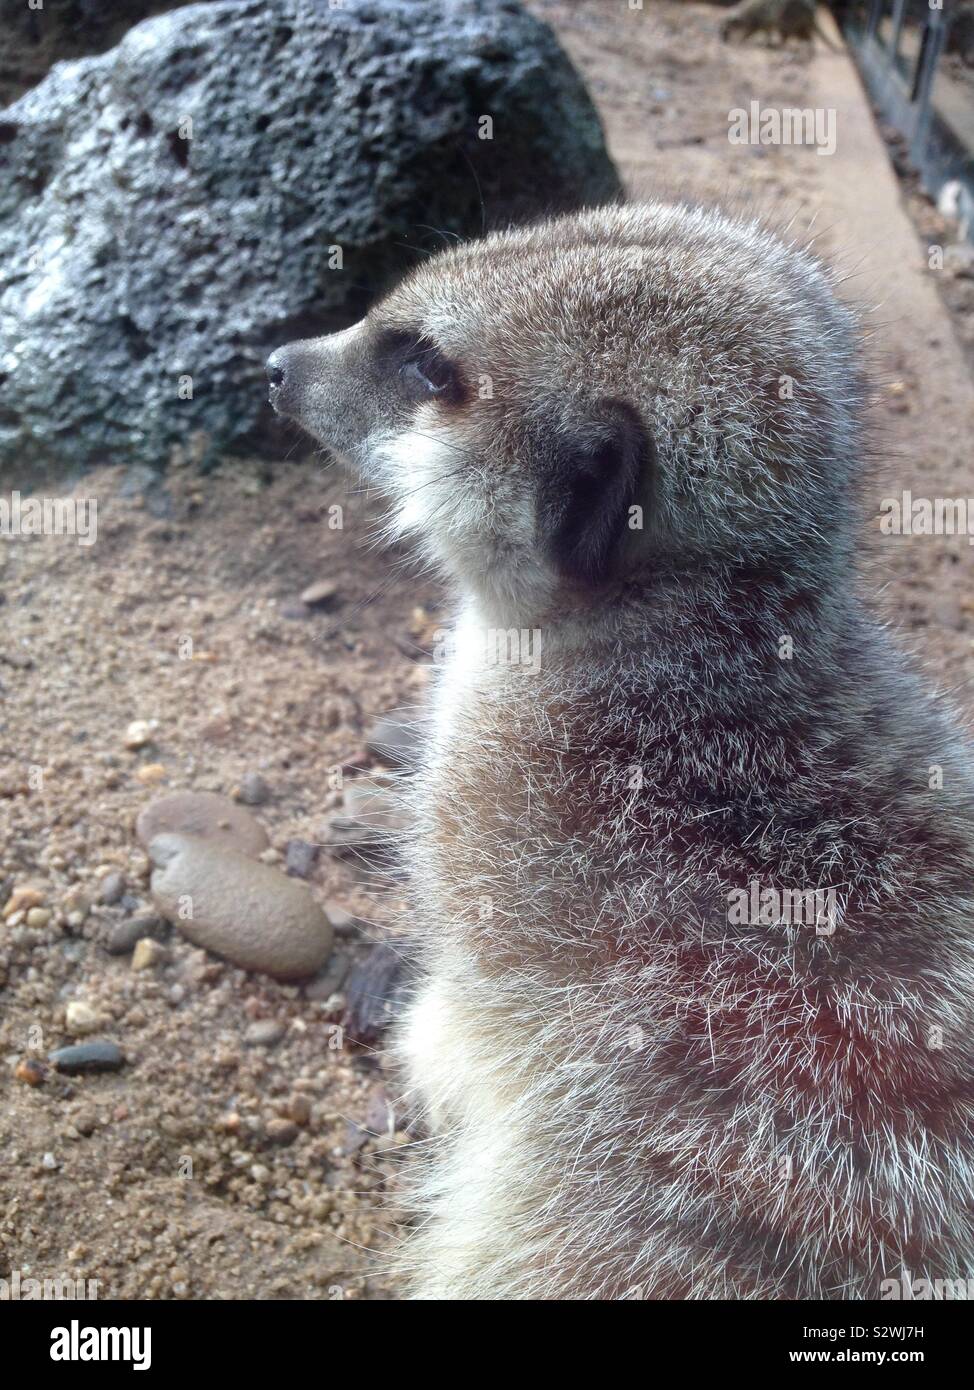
459;556;857;704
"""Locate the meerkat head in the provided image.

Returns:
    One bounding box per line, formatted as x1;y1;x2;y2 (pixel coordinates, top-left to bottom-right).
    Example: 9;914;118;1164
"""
268;203;864;619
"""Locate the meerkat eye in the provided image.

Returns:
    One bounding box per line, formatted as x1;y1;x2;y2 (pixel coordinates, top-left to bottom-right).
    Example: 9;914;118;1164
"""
373;327;463;402
399;339;457;398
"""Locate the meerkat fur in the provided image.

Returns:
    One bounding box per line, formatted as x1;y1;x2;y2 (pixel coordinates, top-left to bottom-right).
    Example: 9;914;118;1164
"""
268;202;974;1300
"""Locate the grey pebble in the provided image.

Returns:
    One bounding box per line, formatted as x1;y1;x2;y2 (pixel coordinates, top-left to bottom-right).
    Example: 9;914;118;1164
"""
104;916;170;957
149;833;333;980
285;839;318;879
237;772;271;807
299;579;339;609
49;1040;126;1074
96;872;125;905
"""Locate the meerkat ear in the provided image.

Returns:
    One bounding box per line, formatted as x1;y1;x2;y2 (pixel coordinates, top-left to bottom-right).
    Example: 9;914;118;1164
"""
536;400;649;586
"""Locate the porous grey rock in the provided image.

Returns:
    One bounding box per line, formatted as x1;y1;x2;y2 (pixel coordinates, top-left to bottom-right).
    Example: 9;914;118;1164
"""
0;0;620;476
148;832;333;980
0;2;209;108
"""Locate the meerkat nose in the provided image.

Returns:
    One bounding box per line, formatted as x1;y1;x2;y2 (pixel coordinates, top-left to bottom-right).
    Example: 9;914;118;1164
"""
265;350;288;390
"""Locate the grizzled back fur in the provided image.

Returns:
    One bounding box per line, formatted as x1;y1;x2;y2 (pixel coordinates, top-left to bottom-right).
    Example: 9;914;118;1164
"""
268;202;974;1299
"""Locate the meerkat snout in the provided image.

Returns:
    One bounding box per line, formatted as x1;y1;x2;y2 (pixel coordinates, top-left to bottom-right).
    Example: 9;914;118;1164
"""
268;312;656;601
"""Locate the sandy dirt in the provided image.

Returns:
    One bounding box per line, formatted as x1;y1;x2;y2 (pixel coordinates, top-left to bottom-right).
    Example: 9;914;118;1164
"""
1;456;440;1298
2;1;972;1301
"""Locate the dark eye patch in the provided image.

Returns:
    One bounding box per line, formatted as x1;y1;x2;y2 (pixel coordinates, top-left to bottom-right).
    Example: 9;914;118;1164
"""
374;329;465;404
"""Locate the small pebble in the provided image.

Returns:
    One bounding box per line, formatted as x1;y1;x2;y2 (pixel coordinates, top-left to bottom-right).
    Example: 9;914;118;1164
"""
236;772;271;806
325;776;409;858
41;1152;59;1171
26;906;52;928
49;1040;126;1074
287;1094;312;1126
135;763;168;785
201;716;233;742
285;839;318;879
132;937;167;970
365;1086;395;1136
244;1019;286;1048
299;579;339;609
104;915;170;956
365;711;423;771
3;885;45;918
124;719;158;750
264;1118;299;1147
66;1001;105;1036
304;951;349;1001
63;889;90;928
15;1058;45;1086
323;902;362;937
97;872;125;906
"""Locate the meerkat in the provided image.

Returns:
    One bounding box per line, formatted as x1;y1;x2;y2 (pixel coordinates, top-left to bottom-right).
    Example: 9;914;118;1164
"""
268;202;974;1300
722;0;839;48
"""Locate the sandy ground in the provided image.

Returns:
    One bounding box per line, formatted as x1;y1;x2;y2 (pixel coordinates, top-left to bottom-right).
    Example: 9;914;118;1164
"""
2;1;972;1301
1;458;439;1299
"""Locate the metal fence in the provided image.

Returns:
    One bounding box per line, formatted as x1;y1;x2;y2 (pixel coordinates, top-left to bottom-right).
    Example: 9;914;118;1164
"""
842;0;974;238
